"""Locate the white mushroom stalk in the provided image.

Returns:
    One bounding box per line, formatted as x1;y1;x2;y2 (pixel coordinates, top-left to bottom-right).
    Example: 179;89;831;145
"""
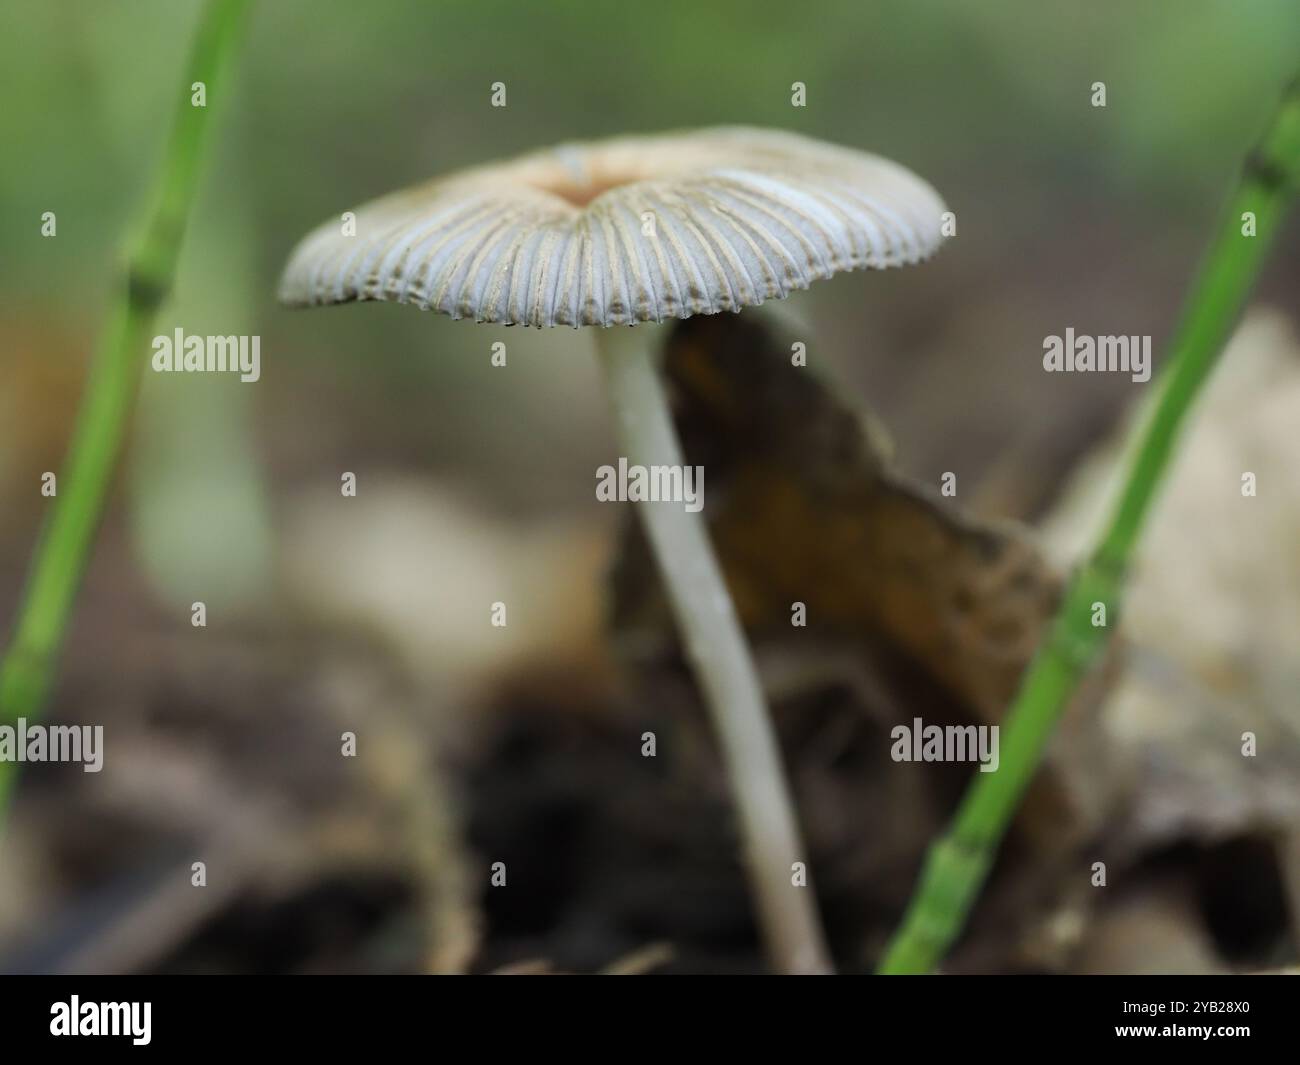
280;127;948;974
596;321;834;973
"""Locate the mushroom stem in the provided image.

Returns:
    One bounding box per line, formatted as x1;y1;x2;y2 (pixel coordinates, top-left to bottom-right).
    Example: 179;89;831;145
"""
594;323;832;975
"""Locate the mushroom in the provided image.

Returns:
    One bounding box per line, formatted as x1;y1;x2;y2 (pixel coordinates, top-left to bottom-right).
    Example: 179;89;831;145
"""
280;127;948;973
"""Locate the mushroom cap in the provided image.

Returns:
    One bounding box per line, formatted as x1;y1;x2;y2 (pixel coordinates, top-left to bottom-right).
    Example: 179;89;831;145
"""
279;127;948;328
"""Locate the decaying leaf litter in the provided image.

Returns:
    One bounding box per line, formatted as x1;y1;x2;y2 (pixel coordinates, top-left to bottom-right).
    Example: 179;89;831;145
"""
6;306;1296;972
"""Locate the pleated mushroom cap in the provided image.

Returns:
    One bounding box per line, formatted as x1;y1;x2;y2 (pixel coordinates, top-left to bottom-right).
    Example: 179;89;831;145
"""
279;127;948;328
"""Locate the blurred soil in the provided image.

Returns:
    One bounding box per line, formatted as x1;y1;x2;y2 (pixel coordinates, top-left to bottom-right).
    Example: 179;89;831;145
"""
1;308;1298;974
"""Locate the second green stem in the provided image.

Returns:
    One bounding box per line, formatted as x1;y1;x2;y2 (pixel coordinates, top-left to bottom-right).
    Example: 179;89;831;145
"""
879;73;1300;975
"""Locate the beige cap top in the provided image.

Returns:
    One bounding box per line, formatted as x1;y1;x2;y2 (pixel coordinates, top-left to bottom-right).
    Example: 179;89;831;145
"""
279;127;948;328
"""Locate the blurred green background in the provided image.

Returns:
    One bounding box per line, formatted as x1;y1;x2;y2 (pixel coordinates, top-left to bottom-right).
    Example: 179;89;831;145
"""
3;3;1297;571
1;0;1299;974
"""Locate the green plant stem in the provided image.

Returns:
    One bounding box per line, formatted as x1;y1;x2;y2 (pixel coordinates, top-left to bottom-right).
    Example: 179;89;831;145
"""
879;73;1300;976
595;323;833;974
0;0;254;808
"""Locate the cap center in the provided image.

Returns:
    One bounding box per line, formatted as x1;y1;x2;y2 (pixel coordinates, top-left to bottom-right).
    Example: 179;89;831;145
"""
535;173;639;209
524;146;651;209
